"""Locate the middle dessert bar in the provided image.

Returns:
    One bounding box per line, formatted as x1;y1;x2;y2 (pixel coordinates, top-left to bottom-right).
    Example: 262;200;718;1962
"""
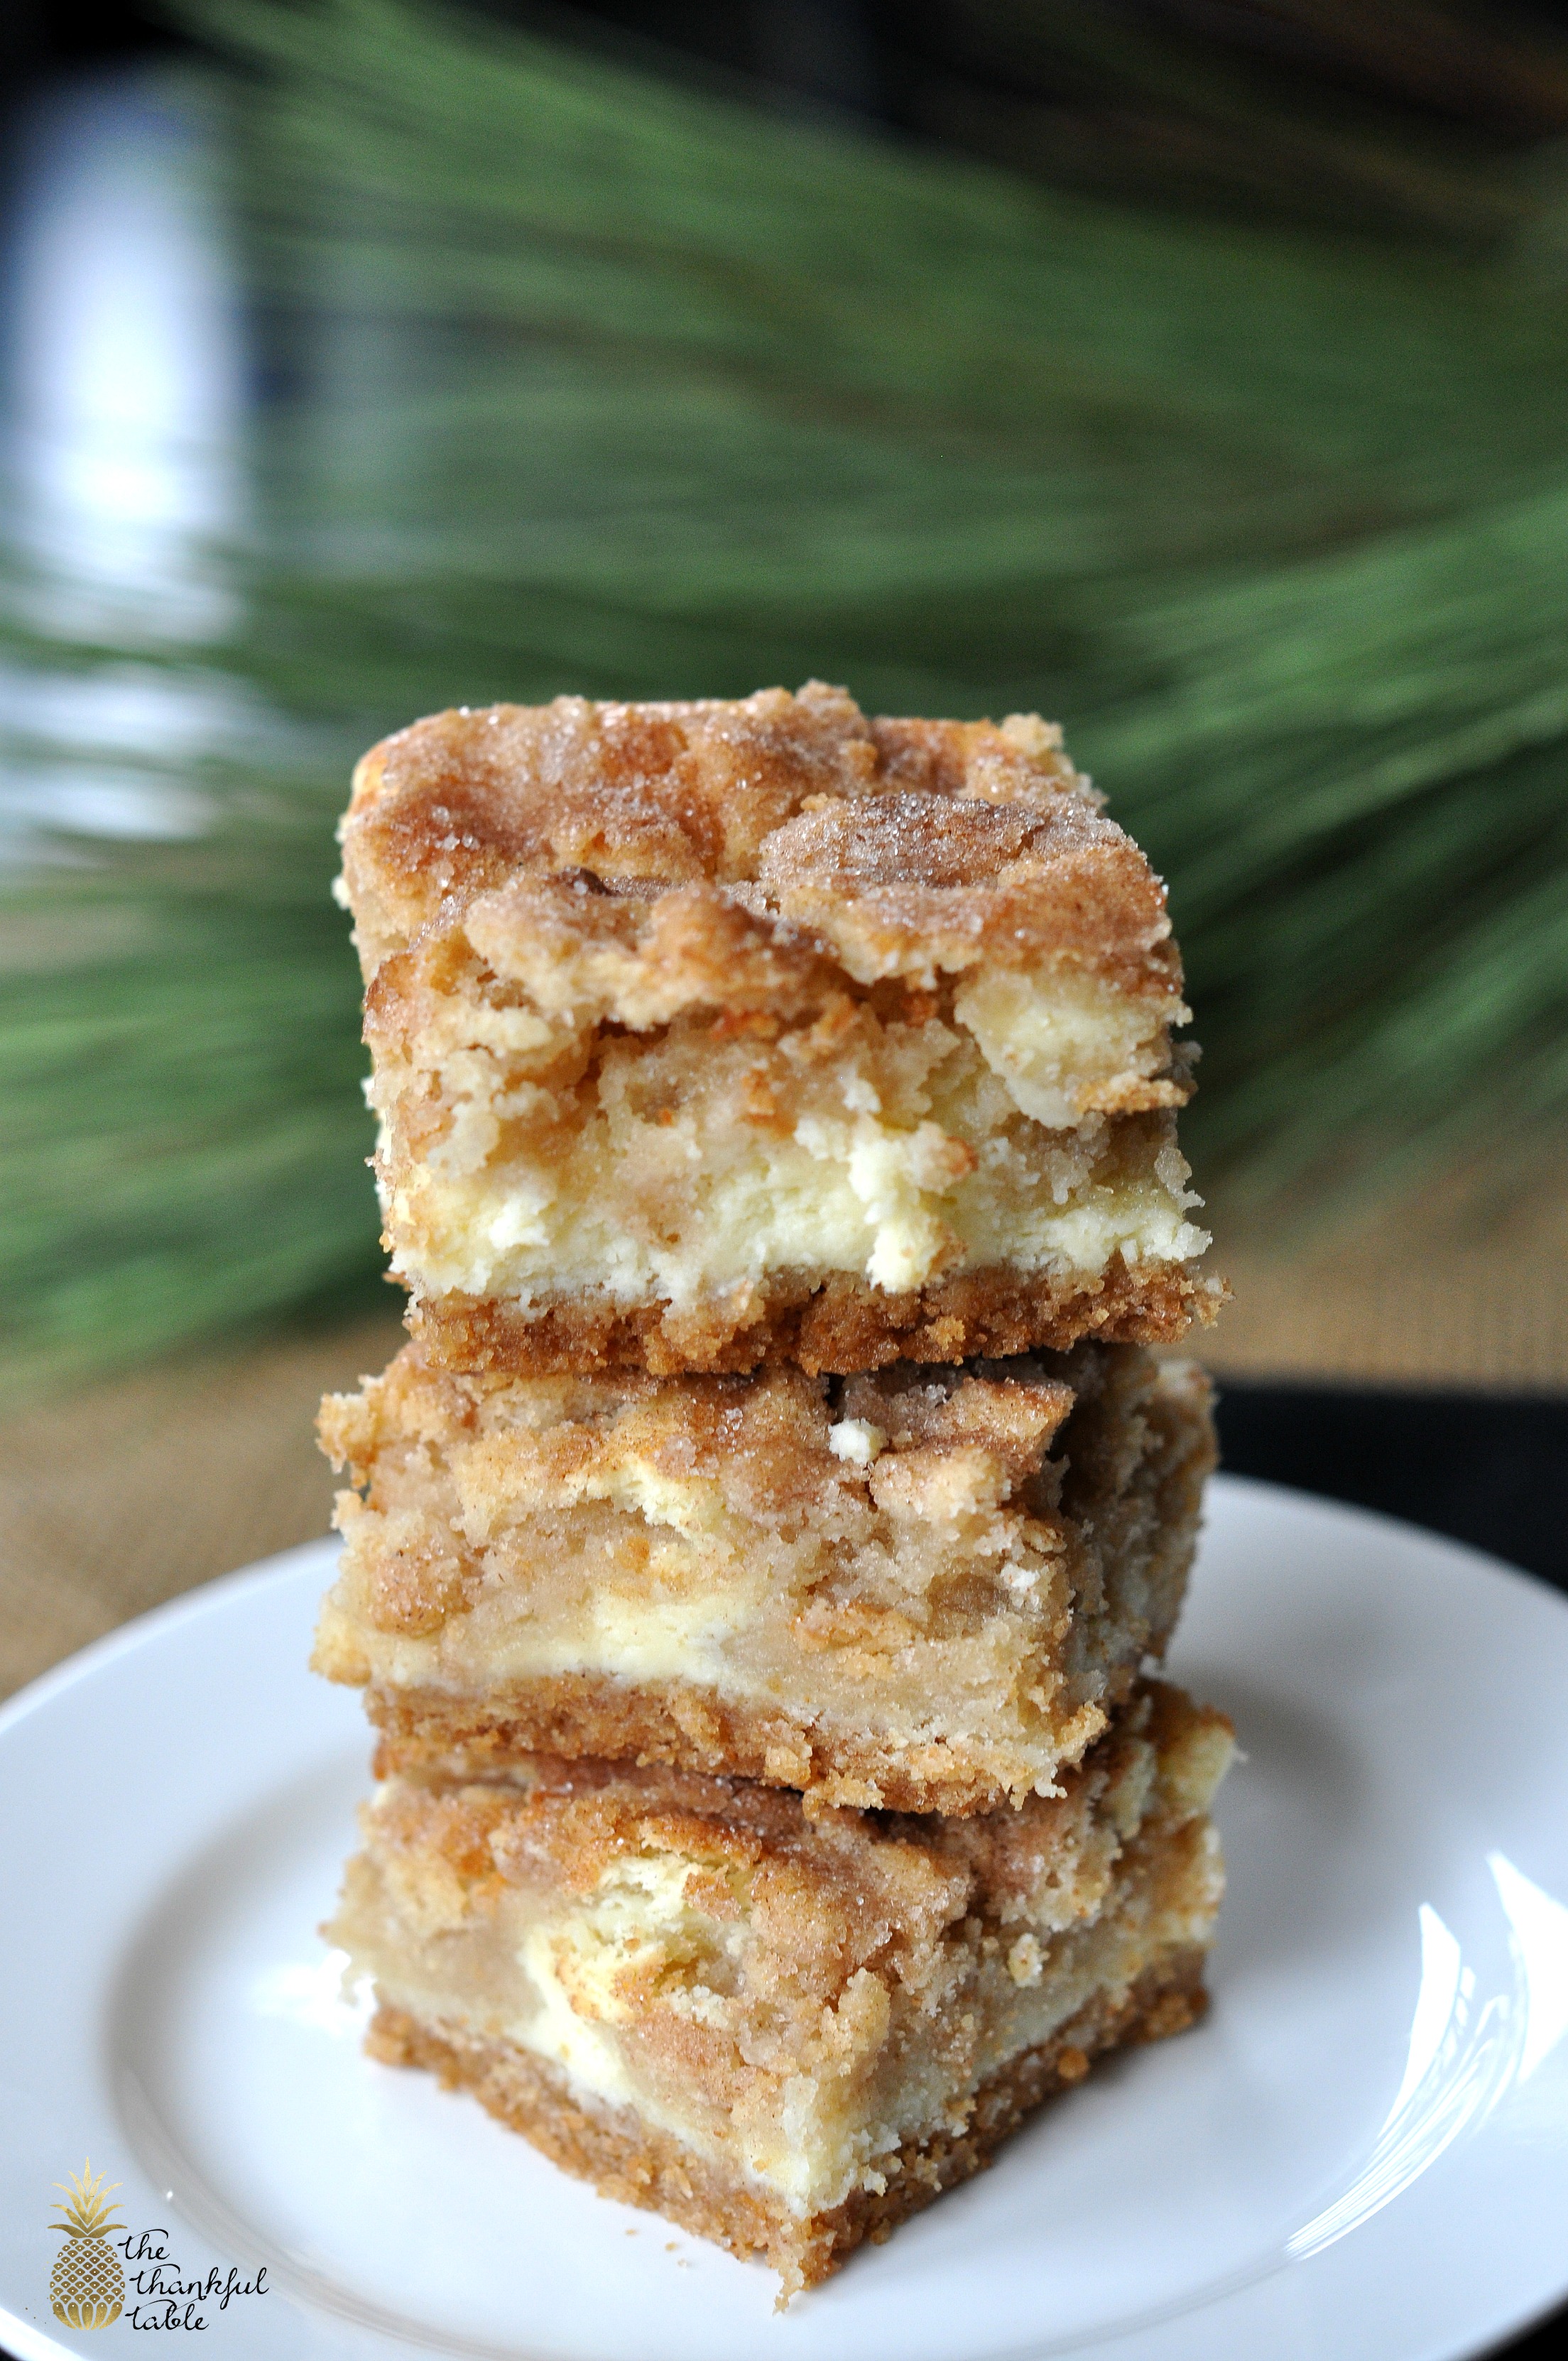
315;1340;1214;1813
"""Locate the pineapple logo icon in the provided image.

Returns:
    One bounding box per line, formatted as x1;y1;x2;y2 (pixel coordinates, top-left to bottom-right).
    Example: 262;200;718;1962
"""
48;2161;126;2329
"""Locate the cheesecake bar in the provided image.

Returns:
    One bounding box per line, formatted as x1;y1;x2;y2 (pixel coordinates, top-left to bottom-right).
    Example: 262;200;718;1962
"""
315;1342;1214;1813
339;683;1217;1376
330;1681;1232;2298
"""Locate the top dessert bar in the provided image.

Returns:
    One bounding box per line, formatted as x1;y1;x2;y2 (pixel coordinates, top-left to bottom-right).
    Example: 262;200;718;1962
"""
340;681;1218;1376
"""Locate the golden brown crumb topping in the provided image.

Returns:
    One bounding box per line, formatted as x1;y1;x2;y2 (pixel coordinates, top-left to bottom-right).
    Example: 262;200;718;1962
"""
318;1340;1094;1522
341;683;1180;1009
366;1681;1231;2012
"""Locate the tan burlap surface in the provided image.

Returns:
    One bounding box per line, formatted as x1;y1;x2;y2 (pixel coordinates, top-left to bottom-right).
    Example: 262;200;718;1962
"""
0;1314;404;1703
3;1175;1565;1703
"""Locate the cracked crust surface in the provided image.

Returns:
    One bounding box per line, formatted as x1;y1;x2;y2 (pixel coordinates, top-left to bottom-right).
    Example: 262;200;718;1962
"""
318;1342;1216;1813
366;1948;1208;2299
342;685;1175;988
339;684;1215;1373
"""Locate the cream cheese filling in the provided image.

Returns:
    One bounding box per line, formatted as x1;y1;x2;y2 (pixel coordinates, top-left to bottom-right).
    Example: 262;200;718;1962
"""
383;1852;1212;2219
954;969;1180;1128
506;1856;851;2213
387;1153;1207;1306
377;971;1205;1306
329;1565;766;1695
326;1597;1060;1781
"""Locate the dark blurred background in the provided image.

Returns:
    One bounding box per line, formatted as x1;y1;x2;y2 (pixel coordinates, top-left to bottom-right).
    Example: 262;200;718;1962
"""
17;2;1568;227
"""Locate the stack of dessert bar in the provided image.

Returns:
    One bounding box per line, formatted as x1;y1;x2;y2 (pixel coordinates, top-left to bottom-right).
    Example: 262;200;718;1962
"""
314;683;1234;2298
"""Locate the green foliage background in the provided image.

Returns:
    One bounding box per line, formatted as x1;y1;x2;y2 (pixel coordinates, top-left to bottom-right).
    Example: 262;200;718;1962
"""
3;0;1567;1385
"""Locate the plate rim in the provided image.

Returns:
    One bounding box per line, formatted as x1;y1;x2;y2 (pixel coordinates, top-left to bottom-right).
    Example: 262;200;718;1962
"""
0;1533;339;1742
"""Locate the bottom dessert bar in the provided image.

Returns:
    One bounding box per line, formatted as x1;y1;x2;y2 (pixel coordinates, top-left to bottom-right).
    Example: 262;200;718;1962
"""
329;1680;1232;2299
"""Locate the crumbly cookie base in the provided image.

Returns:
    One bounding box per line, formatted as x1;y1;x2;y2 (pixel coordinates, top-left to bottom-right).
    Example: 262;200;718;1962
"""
407;1258;1221;1378
366;1947;1207;2301
366;1669;1133;1815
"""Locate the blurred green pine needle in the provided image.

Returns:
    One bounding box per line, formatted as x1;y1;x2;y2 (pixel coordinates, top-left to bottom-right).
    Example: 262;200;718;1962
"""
3;0;1567;1386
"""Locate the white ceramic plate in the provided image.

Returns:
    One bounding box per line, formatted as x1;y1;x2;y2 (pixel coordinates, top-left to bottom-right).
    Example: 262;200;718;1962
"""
4;1475;1568;2361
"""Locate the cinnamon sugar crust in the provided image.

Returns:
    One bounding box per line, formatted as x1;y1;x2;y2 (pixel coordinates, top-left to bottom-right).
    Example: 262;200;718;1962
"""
344;688;1170;985
317;1342;1216;1812
330;1681;1231;2298
339;684;1214;1373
